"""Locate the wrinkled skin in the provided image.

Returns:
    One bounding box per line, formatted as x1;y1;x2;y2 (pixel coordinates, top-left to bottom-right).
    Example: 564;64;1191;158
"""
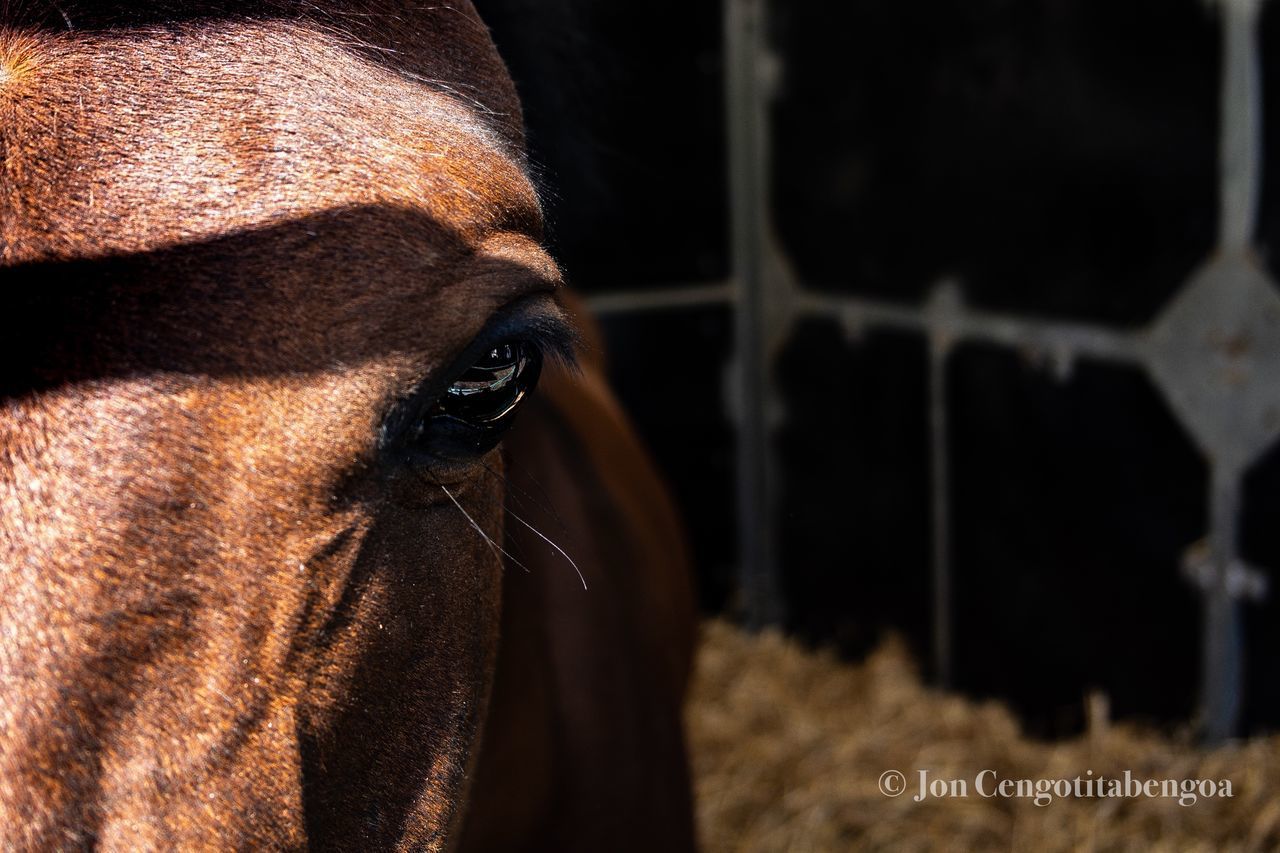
0;3;696;850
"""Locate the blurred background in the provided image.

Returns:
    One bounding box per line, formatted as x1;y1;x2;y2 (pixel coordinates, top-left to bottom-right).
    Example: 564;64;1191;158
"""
471;0;1280;840
474;0;1280;843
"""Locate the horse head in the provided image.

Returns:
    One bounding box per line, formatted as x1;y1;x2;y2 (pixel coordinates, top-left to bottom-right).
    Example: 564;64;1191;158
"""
0;3;590;847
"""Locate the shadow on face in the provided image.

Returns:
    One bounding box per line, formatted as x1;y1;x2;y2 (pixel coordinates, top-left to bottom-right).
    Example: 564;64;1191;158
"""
0;206;572;848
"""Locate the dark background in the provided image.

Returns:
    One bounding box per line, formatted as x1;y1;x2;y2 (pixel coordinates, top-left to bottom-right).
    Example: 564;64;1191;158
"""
477;0;1280;737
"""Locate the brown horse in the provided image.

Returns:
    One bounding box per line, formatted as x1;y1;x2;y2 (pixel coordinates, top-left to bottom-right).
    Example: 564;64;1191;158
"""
0;2;696;849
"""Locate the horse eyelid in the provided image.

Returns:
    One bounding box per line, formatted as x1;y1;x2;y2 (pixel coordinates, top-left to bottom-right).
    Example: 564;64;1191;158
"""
377;304;575;452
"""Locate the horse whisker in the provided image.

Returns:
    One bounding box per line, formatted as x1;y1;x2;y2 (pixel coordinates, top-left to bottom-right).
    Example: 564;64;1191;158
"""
509;458;574;535
479;458;570;537
505;505;588;591
433;479;531;575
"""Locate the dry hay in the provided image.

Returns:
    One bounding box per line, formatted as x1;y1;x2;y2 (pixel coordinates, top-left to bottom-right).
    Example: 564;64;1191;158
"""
686;619;1280;852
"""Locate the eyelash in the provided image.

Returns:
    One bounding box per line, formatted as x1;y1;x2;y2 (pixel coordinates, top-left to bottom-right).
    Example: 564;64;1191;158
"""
379;307;576;462
407;339;543;458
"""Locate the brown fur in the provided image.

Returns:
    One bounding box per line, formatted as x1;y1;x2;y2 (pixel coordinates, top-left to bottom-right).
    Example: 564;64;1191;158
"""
0;3;695;850
459;299;698;852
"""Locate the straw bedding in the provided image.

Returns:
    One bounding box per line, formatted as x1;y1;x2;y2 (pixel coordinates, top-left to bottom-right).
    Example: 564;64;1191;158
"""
686;620;1280;852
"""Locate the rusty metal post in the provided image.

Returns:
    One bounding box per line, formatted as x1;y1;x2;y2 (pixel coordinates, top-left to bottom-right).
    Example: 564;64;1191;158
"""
588;0;1274;738
1202;463;1245;740
725;0;784;626
1198;0;1263;742
1218;0;1263;255
924;282;962;688
928;338;952;687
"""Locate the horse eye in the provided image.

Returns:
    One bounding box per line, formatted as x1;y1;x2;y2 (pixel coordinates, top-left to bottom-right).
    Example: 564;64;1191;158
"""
413;340;542;456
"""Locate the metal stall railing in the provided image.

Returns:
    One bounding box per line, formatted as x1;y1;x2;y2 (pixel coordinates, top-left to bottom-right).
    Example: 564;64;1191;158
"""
588;0;1276;741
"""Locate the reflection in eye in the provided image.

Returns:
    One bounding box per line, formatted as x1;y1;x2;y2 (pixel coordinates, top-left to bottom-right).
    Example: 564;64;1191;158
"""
413;340;543;457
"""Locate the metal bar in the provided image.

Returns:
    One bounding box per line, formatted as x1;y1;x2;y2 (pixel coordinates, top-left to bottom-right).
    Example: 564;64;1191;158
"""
1194;0;1265;742
929;338;952;687
1202;462;1244;740
592;284;1143;368
795;291;925;333
798;290;1144;366
1218;0;1263;252
725;0;783;627
589;0;1270;736
586;281;734;316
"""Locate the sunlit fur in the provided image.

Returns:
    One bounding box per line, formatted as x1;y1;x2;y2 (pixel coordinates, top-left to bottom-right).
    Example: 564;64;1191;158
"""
0;2;696;850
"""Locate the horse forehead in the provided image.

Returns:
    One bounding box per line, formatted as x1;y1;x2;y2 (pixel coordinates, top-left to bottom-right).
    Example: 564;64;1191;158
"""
0;17;538;262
